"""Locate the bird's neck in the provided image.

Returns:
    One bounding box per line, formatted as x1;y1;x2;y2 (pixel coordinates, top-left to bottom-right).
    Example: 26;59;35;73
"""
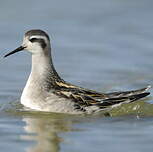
21;46;63;107
28;47;63;90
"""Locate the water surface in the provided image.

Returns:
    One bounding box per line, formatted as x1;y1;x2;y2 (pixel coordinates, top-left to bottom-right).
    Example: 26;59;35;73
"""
0;0;153;152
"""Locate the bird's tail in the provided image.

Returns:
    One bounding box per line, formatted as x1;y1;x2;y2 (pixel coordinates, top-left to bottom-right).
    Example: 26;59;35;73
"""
99;86;151;108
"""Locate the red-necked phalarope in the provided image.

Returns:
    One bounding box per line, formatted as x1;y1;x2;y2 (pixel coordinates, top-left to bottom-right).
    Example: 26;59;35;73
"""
4;29;151;114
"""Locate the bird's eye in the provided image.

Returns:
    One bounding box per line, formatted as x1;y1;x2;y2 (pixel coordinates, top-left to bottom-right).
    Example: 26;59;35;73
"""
29;38;37;42
29;37;47;48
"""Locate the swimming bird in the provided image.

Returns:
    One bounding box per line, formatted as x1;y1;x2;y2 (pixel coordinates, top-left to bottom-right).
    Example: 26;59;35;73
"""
4;29;150;114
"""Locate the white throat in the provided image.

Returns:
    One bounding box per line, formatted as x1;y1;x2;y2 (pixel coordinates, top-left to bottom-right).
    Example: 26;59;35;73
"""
21;46;53;107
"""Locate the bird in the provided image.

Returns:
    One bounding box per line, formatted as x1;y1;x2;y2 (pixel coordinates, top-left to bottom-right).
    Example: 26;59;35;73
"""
4;29;151;114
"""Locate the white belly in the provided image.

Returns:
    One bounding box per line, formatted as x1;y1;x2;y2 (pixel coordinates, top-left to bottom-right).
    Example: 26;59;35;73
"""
21;84;83;114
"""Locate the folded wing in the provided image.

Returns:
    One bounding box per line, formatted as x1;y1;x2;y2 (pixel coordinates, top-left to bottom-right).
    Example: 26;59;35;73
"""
54;81;150;109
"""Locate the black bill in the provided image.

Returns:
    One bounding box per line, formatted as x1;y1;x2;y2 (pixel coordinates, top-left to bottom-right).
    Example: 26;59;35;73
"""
4;46;25;58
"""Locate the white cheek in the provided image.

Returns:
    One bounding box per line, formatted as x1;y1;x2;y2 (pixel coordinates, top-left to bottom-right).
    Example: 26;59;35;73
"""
27;43;43;54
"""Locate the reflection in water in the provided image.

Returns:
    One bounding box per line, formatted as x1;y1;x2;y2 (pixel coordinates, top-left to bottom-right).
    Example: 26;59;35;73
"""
19;99;153;152
19;111;107;152
21;114;77;152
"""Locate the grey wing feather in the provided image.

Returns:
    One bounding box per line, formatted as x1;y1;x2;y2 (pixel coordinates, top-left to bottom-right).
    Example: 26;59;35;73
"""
106;86;151;98
96;86;151;108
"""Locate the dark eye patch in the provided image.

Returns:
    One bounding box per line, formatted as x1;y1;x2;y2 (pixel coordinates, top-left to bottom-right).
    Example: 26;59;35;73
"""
29;38;37;42
29;37;47;49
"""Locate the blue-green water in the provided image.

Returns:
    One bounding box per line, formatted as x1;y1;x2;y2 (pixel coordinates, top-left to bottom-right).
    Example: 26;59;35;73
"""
0;0;153;151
